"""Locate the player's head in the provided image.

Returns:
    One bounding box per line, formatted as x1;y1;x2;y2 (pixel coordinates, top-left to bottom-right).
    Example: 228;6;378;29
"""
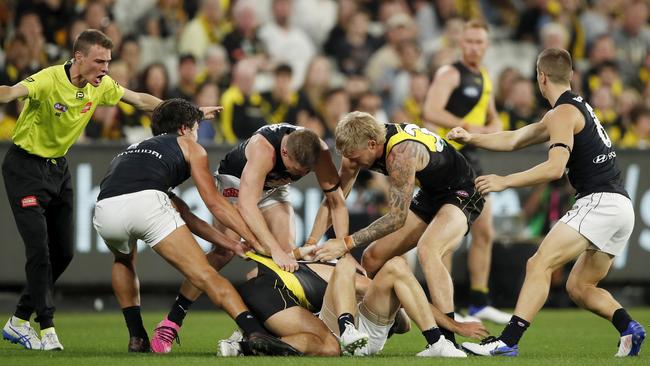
536;48;572;97
282;128;321;176
335;111;386;168
460;19;489;67
72;29;114;87
151;98;203;139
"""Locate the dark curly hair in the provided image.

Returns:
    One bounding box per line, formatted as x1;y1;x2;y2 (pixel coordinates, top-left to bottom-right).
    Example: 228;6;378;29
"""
151;98;203;136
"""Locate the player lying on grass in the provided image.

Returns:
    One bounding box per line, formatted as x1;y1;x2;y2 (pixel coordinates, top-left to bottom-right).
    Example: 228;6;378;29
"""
217;252;488;356
93;99;298;355
150;123;348;353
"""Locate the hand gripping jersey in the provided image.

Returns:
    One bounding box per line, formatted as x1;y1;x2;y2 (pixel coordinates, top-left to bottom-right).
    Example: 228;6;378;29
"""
368;123;475;194
218;123;306;189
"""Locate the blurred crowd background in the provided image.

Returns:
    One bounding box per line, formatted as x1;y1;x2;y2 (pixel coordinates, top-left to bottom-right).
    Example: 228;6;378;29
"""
0;0;649;150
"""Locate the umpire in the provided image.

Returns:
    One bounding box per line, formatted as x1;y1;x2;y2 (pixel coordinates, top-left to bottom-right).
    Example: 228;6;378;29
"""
0;29;168;351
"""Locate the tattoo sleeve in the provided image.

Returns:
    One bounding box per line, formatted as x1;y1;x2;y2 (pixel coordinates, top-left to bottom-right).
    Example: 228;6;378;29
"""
351;142;424;246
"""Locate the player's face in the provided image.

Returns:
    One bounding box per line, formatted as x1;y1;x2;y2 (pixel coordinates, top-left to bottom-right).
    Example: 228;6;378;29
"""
343;140;380;168
283;154;310;177
78;45;111;87
460;28;488;66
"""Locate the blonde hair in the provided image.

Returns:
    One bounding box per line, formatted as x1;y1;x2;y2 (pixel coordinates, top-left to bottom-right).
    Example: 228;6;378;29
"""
463;18;489;32
335;111;386;154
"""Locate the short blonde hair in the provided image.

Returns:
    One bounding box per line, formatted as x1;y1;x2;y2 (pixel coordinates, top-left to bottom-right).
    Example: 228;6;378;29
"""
335;111;386;154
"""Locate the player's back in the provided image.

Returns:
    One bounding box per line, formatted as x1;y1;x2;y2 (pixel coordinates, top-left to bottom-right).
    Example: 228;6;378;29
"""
554;91;628;199
98;133;190;200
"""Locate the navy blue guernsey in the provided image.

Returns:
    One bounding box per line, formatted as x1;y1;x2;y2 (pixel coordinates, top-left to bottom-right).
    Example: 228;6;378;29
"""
98;134;191;200
218;123;305;189
554;91;628;199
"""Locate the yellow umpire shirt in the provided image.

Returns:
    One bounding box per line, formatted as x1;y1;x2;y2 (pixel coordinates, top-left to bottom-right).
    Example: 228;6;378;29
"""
12;63;125;158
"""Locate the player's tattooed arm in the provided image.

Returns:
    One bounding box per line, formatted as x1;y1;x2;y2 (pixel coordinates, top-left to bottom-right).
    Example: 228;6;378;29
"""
351;141;426;246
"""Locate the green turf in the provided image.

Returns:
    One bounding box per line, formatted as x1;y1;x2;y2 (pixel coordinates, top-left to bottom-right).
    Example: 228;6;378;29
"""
0;308;648;365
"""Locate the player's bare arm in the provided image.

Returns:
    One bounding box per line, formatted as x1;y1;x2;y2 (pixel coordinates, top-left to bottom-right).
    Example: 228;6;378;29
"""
314;142;427;262
306;157;359;245
313;144;349;239
239;135;298;271
482;94;503;134
474;106;576;195
0;83;28;103
179;137;262;250
448;117;550;152
423;66;467;130
351;141;425;245
170;195;249;258
121;88;222;118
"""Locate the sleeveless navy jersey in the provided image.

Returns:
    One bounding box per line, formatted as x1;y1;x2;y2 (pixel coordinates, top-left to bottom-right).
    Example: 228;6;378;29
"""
554;91;628;199
98;133;191;200
218;123;305;189
368;123;475;194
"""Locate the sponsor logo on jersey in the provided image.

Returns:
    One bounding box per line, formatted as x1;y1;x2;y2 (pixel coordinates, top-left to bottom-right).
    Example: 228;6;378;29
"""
455;190;470;198
54;103;68;112
223;188;239;198
593;151;616;164
76;91;85;100
21;195;38;208
25;77;35;82
81;101;93;114
463;86;480;98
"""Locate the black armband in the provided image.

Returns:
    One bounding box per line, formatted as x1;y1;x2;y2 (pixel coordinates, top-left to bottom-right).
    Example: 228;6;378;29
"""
548;142;571;154
322;180;341;193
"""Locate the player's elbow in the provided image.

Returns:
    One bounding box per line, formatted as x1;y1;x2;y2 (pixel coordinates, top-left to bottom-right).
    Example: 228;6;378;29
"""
546;163;566;181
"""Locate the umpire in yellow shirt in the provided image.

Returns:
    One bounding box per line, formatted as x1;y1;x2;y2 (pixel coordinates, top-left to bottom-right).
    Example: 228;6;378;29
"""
0;29;218;351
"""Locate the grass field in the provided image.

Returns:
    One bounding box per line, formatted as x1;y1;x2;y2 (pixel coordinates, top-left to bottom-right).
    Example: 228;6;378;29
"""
0;308;648;365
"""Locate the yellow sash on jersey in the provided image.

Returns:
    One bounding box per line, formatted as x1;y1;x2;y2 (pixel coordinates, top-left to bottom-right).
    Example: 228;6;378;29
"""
385;124;445;188
245;252;312;310
439;67;493;150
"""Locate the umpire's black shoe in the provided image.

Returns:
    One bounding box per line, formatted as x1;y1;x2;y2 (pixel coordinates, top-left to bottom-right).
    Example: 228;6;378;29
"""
128;336;151;352
245;332;303;356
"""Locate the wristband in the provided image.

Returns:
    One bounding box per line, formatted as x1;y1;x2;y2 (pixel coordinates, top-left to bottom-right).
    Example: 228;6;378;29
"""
304;237;317;246
292;248;302;260
343;235;355;252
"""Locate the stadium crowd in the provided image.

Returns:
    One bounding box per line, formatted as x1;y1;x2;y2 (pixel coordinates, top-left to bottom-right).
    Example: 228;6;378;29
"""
0;0;649;149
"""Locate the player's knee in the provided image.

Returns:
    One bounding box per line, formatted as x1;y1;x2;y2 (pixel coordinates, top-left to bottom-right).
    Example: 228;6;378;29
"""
320;332;341;356
335;255;357;274
417;241;445;263
361;249;383;276
565;275;586;302
471;225;494;247
187;267;219;291
383;257;408;276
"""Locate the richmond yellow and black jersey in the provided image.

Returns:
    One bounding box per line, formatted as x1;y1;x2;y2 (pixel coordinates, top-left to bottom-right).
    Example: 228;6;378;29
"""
368;123;475;194
439;61;492;150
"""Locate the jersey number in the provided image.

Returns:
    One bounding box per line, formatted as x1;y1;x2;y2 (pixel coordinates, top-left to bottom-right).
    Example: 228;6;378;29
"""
584;102;612;148
403;124;445;152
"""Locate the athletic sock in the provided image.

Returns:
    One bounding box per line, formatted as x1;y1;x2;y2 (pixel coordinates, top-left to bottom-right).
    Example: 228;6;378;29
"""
469;287;489;309
337;313;355;336
422;327;442;346
499;315;530;347
235;311;267;337
440;312;457;346
122;306;148;339
612;308;633;335
38;318;54;330
167;294;194;327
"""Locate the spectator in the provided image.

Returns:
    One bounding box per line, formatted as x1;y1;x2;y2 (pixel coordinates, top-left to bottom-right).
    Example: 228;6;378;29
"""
219;59;266;144
118;36;142;86
195;46;231;91
392;72;430;126
259;0;316;88
499;77;538;131
195;81;221;144
320;87;350;145
328;11;381;76
296;56;332;126
222;0;265;65
614;106;650;149
613;0;650;83
323;0;358;56
0;35;38;87
355;91;388;124
140;63;170;100
169;54;199;101
494;67;522;112
260;64;300;124
178;0;232;59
